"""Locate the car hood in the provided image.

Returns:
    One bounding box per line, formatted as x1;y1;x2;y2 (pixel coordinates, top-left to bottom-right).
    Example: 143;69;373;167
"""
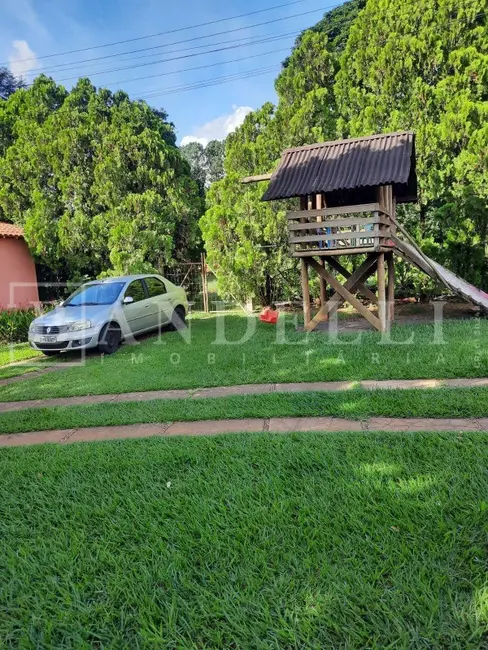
35;304;113;326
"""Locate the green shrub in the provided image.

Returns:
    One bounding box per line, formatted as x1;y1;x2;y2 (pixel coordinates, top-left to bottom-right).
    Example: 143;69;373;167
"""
0;308;38;344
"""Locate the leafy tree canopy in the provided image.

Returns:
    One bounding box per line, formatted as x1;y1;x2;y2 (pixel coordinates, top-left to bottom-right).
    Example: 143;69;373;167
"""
336;0;488;286
0;67;26;101
202;0;488;302
0;76;203;281
180;139;225;192
202;2;357;304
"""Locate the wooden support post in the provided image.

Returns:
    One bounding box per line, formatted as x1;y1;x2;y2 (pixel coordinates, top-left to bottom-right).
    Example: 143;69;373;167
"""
201;253;209;312
318;259;327;308
316;193;327;309
301;258;311;326
387;251;395;325
377;252;386;332
299;194;311;325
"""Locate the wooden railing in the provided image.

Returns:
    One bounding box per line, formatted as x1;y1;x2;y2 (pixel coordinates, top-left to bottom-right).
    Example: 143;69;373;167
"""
287;203;394;256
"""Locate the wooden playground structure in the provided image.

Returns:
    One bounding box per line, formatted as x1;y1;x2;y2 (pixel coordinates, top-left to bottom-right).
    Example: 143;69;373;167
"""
243;131;488;330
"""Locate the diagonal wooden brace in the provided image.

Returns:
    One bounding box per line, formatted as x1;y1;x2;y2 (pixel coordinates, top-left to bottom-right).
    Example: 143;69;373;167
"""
308;254;379;325
327;257;378;304
305;255;383;331
326;263;379;320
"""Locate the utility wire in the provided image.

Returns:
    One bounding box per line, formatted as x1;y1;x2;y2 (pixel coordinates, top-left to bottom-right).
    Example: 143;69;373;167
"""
136;66;280;99
25;32;299;81
0;0;308;65
23;29;301;77
128;2;486;100
50;7;326;83
107;47;290;90
18;4;332;77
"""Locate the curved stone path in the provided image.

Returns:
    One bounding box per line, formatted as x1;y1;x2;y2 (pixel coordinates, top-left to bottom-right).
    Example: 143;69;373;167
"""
1;377;487;413
1;416;487;448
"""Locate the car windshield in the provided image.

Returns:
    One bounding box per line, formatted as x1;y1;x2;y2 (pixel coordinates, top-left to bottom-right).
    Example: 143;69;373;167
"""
64;282;125;306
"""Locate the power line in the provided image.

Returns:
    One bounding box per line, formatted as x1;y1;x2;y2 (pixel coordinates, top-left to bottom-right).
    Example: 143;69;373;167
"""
129;1;487;101
24;30;301;77
108;47;290;90
0;0;307;65
21;4;330;78
54;36;296;85
136;66;280;100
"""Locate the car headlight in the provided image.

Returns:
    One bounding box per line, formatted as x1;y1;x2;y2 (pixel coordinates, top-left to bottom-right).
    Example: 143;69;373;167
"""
68;320;92;332
28;321;36;332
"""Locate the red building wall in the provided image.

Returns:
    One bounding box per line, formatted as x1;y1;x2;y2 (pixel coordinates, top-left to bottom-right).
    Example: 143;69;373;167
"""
0;237;40;309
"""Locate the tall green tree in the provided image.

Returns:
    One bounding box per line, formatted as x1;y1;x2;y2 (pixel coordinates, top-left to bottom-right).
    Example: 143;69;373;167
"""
180;138;225;191
180;141;207;193
0;67;26;101
201;105;295;305
205;139;225;184
336;0;488;286
0;76;202;280
201;0;358;304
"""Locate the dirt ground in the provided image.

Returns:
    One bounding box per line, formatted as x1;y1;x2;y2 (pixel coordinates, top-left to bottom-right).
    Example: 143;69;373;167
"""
304;301;483;332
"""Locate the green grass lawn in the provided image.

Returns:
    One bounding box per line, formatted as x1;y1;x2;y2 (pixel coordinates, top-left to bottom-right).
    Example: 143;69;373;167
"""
0;342;42;380
0;314;486;402
0;431;486;647
2;386;488;434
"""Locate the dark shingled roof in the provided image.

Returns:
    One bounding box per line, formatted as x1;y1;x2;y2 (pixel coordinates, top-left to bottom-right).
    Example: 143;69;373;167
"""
262;131;417;203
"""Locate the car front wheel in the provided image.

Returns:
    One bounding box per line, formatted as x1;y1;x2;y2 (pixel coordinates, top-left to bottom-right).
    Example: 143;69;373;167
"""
98;323;121;354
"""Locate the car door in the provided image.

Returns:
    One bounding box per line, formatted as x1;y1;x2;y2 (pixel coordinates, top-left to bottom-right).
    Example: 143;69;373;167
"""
121;279;149;334
143;276;173;329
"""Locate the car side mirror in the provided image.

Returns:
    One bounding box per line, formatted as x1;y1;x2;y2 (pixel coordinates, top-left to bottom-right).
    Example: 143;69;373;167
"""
59;300;65;307
123;296;134;305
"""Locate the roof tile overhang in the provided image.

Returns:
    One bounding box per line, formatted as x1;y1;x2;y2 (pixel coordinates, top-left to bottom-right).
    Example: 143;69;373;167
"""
262;131;417;203
0;223;24;239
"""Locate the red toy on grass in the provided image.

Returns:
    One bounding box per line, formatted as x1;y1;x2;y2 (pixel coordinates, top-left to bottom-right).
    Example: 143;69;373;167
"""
259;306;279;324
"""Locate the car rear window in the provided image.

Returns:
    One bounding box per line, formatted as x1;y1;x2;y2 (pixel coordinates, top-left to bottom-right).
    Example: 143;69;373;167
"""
145;277;167;298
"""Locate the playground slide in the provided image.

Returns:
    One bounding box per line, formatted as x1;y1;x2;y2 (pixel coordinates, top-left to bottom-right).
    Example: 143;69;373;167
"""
392;236;488;313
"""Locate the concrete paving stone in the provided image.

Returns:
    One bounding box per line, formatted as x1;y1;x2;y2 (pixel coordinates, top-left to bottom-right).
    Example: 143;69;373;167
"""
268;417;363;433
361;379;444;390
1;416;487;447
111;389;191;402
67;423;166;443
367;417;479;432
167;419;264;436
274;381;357;393
0;429;75;447
191;384;275;398
1;377;488;412
446;378;488;388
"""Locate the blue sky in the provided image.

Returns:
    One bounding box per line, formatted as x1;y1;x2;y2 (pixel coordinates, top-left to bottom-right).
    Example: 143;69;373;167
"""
0;0;335;144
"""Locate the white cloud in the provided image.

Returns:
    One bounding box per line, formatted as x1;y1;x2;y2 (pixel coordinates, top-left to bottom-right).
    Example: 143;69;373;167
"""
8;40;41;78
180;136;208;147
180;105;253;147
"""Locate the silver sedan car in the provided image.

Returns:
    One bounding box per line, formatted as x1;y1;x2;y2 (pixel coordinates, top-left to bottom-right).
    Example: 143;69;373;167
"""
28;274;188;356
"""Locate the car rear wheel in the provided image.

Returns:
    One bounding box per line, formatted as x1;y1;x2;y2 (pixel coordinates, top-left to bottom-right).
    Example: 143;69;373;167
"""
98;323;121;355
170;306;187;330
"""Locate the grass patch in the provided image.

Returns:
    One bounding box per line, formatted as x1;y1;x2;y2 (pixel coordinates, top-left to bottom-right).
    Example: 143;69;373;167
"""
1;387;488;434
0;365;39;381
0;342;42;379
0;431;487;647
0;315;486;402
